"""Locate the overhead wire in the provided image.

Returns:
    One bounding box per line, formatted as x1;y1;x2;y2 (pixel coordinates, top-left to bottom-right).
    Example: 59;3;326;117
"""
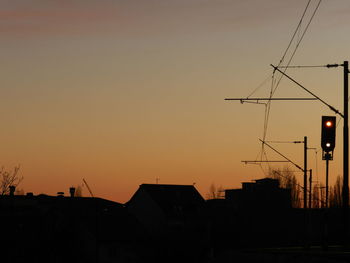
270;0;321;102
259;0;323;174
246;74;274;99
276;0;312;69
241;1;323;181
272;0;322;97
248;0;313;151
262;74;275;142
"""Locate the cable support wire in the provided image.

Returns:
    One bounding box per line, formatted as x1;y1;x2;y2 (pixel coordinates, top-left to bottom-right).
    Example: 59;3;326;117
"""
271;65;344;118
261;75;275;144
247;0;313;149
276;0;312;70
280;170;310;174
264;140;304;144
239;100;267;105
277;64;332;69
252;146;271;176
236;1;322;181
246;74;273;99
266;0;313;100
262;149;272;175
226;98;317;101
278;64;340;68
260;139;304;172
272;0;322;97
242;160;289;164
336;117;342;128
259;0;322;162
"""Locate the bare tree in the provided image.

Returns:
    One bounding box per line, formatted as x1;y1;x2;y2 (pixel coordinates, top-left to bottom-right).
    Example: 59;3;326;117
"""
0;166;23;195
269;167;301;208
312;184;320;208
206;183;223;199
319;183;326;208
329;175;342;208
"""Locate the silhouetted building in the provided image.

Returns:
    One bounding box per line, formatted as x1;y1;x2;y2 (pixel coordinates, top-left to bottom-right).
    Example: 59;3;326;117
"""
219;178;299;248
126;184;209;261
225;178;292;210
0;192;147;263
126;184;205;236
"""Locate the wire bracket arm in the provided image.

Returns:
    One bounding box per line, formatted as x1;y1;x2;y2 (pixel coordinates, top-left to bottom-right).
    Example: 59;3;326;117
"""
259;139;304;172
271;64;344;118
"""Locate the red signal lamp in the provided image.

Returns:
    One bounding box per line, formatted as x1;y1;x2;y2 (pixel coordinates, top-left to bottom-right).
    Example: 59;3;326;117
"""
321;116;336;153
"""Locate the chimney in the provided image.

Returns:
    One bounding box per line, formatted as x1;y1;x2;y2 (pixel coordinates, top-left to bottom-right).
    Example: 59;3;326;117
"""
9;186;15;196
69;187;75;198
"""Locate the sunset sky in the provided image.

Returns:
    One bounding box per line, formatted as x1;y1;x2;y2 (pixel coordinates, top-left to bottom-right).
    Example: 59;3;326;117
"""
1;0;350;203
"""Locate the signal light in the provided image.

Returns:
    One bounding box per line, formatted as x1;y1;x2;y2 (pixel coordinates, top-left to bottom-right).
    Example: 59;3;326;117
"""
321;116;336;152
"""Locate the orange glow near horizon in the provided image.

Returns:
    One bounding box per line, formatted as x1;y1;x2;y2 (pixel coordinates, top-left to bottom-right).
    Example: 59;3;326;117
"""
1;1;349;203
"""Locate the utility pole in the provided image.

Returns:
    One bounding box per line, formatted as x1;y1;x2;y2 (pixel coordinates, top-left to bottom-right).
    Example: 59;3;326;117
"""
324;153;331;250
343;61;349;247
227;61;350;246
325;155;330;208
303;136;308;248
309;169;312;209
270;63;349;246
304;136;308;209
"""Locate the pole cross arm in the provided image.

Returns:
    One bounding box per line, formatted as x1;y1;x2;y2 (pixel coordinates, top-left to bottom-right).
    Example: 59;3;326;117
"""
241;160;289;164
225;98;317;101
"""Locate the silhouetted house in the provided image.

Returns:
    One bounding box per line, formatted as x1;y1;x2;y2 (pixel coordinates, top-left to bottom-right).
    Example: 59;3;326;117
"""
126;184;209;261
225;178;291;210
126;184;206;237
0;191;147;263
222;178;297;247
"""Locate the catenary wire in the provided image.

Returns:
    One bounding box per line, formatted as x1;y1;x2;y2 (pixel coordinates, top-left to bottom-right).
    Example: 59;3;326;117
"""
260;1;322;171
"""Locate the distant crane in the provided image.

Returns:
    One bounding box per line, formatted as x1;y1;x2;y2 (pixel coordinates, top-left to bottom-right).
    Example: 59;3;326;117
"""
82;178;94;197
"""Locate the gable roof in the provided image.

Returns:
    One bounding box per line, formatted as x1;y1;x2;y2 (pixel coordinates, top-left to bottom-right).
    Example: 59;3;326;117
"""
135;184;205;214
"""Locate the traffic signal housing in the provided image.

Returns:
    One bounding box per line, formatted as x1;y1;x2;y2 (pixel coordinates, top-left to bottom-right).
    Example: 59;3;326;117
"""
321;116;336;153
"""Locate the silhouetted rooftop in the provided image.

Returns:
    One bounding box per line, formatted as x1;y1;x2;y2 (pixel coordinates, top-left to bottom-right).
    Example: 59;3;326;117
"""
127;184;205;215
